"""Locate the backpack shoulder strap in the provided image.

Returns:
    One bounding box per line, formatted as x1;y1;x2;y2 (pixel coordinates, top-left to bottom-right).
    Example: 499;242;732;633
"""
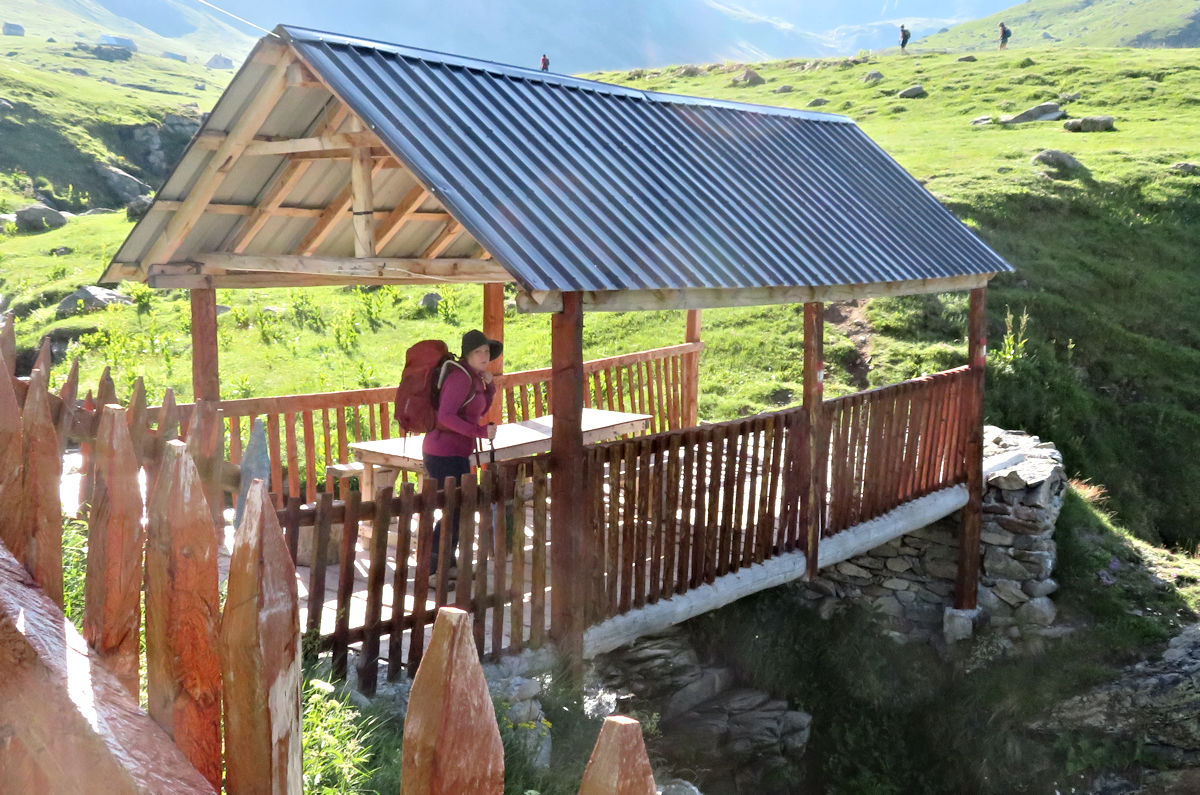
437;360;477;412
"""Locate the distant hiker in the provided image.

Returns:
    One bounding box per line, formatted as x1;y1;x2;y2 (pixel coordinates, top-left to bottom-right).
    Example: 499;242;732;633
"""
900;25;911;53
999;22;1012;50
540;53;549;71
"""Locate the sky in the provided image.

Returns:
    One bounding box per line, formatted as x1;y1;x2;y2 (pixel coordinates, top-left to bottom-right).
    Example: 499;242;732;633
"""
181;0;1017;71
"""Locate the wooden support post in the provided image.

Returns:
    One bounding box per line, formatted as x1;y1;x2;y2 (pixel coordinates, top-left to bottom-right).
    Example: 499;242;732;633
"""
683;309;702;428
803;302;824;578
221;480;302;794
190;288;221;402
484;283;505;424
145;440;223;790
955;287;988;609
83;405;146;698
401;607;504;794
550;291;585;679
349;120;377;258
579;716;657;795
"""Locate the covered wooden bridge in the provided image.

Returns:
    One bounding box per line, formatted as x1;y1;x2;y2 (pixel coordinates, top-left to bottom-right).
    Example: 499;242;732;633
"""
101;26;1013;682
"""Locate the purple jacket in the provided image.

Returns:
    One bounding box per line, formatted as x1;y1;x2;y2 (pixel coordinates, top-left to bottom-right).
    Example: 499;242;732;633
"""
421;361;495;458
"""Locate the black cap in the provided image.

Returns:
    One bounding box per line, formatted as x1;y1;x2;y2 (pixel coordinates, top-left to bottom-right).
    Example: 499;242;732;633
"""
461;329;503;360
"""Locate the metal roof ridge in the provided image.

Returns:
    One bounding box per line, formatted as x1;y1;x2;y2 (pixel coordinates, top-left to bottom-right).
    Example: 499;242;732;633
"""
276;24;855;125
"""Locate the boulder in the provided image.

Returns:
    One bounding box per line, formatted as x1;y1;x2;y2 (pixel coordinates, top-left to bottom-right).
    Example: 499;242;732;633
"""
771;84;793;94
55;285;133;318
970;115;994;126
862;70;884;83
957;55;977;62
1169;162;1199;175
1060;91;1081;102
732;68;764;87
1063;115;1114;132
806;97;829;107
1002;102;1065;124
15;203;67;232
1031;149;1088;177
126;194;153;220
93;163;151;203
675;64;701;77
897;84;926;98
419;292;442;311
1014;596;1057;626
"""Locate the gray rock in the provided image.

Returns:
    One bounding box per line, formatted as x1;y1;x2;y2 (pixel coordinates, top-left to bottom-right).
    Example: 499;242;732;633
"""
1060;91;1081;102
771;84;793;94
1024;578;1059;597
992;578;1031;607
943;608;978;643
836;561;872;579
1002;102;1065;124
984;547;1035;580
1169;162;1199;175
55;285;133;318
665;667;733;719
897;84;926;98
1063;115;1114;132
94;163;151;204
419;292;442;310
659;780;704;795
126;194;153;220
970;115;993;126
675;64;702;77
15;203;67;232
806;97;829;107
1031;149;1088;177
862;70;884;83
957;55;977;62
732;68;764;87
1015;596;1057;626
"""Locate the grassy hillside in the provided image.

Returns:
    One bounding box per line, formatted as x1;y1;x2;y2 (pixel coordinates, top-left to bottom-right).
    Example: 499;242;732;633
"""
919;0;1200;51
4;46;1200;549
0;19;231;209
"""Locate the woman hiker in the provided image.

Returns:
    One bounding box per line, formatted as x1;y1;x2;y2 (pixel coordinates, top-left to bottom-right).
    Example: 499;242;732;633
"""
999;22;1012;50
423;329;501;585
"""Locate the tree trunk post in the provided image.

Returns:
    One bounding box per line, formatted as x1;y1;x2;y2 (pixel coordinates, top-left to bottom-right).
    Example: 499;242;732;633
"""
803;301;824;577
550;290;585;680
190;288;220;403
955;287;988;609
483;282;505;424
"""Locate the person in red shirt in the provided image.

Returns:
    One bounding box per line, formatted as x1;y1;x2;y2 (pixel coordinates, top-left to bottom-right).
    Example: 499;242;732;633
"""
540;53;549;71
422;329;500;581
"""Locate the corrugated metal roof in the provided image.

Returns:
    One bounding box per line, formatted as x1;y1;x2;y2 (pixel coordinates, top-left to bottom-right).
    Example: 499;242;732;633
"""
279;25;1011;292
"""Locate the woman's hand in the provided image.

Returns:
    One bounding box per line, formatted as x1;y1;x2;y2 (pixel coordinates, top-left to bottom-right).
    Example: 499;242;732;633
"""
486;423;497;440
481;370;494;385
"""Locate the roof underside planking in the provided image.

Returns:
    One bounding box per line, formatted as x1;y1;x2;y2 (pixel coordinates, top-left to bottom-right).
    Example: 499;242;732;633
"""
101;25;1013;312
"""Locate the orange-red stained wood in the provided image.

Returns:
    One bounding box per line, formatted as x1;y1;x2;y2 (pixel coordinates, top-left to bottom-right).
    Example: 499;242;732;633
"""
579;715;657;795
21;365;63;605
83;405;146;698
55;358;79;456
0;347;24;560
0;312;15;377
144;440;223;790
401;607;504;795
220;479;303;795
0;544;217;794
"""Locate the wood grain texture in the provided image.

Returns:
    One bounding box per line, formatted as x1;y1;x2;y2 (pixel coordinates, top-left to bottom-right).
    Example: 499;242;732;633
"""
144;440;223;789
21;365;63;605
579;716;656;795
220;479;302;795
0;346;24;560
401;607;504;794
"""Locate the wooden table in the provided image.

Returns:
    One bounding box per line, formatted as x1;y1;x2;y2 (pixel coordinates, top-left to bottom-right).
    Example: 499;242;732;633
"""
349;408;652;490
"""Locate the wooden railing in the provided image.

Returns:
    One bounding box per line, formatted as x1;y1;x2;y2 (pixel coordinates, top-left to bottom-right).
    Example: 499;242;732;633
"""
820;366;973;536
163;342;702;507
582;407;810;624
282;458;552;695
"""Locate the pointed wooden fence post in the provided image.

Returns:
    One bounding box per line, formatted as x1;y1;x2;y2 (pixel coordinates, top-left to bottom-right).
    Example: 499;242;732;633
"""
220;479;302;795
186;399;226;533
234;417;270;529
55;359;79;456
83;405;147;697
402;607;504;794
0;311;15;377
21;364;63;605
579;715;657;795
0;346;24;558
145;440;223;790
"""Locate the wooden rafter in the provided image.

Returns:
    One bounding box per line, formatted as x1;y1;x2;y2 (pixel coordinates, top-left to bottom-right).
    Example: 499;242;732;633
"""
147;254;510;288
228;103;350;254
296;160;387;256
349;124;376;257
142;41;292;269
374;185;427;250
515;273;995;313
421;220;463;259
241;132;377;158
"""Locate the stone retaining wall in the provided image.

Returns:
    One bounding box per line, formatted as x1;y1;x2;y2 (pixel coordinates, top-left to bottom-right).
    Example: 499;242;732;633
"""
795;427;1067;644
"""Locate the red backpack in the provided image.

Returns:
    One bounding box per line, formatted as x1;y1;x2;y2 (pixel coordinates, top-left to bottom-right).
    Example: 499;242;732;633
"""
394;340;475;433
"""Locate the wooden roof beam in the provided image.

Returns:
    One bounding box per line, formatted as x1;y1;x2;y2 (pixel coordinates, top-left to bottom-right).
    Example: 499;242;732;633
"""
421;220;463;259
515;273;996;313
141;41;292;269
147;255;510;288
295;160;387;255
374;186;427;250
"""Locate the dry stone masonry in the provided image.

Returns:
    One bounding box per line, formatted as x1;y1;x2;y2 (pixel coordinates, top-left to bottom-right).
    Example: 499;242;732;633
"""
793;427;1066;645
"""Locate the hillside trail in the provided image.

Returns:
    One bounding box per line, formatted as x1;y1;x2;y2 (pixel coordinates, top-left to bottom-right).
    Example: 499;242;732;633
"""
825;300;872;390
